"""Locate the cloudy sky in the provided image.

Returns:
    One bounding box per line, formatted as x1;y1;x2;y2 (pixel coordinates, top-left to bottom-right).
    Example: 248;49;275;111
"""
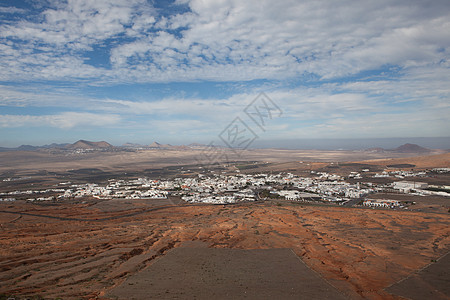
0;0;449;147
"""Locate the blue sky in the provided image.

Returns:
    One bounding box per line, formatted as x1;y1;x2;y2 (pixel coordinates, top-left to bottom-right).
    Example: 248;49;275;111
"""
0;0;449;147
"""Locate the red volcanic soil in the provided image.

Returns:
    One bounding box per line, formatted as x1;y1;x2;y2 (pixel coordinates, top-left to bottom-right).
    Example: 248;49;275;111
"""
0;202;449;299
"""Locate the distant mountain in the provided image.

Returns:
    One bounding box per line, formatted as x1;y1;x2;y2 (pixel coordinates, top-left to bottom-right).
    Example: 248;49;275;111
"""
66;140;113;149
16;145;39;151
0;144;54;151
0;141;439;153
18;143;69;150
393;143;431;153
0;144;40;151
365;143;432;153
0;140;112;151
148;141;161;148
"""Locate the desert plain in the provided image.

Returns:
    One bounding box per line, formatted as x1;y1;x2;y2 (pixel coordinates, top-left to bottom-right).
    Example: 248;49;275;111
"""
0;147;449;299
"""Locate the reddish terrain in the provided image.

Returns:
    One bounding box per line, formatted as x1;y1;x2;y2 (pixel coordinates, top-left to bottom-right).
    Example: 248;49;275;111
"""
1;201;449;299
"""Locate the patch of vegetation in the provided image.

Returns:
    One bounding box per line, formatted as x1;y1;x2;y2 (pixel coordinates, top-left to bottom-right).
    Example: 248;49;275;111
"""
236;164;259;170
424;187;450;193
387;164;415;168
326;165;340;169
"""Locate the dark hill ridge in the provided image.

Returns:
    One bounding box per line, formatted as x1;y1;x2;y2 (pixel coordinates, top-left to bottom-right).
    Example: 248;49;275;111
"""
0;141;438;152
16;145;39;151
365;143;432;153
393;143;431;153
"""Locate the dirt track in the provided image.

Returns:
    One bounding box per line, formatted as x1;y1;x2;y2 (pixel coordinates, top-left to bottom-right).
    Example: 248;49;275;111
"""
1;202;449;299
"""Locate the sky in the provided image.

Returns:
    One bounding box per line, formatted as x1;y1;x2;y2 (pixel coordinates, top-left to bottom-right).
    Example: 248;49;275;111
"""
0;0;449;148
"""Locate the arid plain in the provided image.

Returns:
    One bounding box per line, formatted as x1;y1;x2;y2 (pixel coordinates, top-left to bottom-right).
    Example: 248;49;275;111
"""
1;148;449;299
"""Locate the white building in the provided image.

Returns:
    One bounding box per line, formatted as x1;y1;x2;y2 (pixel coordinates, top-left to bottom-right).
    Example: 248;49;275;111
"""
278;190;300;200
363;199;400;208
393;181;428;193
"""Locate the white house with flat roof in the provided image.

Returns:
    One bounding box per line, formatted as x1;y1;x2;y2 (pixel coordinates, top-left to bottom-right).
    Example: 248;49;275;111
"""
393;181;428;193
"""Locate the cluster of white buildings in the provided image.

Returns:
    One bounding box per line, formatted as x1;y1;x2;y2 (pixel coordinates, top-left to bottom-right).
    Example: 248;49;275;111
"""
1;166;448;208
390;181;450;196
2;176;32;182
363;199;401;208
432;168;450;173
182;195;240;204
0;188;65;201
61;180;168;200
0;188;65;196
0;198;16;202
0;171;380;204
182;188;256;205
276;190;322;201
303;180;371;199
373;170;427;179
393;181;428;193
348;172;363;179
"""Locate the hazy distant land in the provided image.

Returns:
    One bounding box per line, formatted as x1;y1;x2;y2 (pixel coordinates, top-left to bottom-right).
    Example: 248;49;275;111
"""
0;140;448;299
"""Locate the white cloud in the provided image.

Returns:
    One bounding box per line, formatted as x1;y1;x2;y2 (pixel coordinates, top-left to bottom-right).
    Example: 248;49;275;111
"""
0;0;154;80
0;6;26;14
0;0;449;82
107;0;450;82
102;94;247;119
337;64;450;108
0;84;104;108
0;0;449;142
0;112;121;129
1;77;448;139
287;109;450;139
98;84;449;140
1;0;152;47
